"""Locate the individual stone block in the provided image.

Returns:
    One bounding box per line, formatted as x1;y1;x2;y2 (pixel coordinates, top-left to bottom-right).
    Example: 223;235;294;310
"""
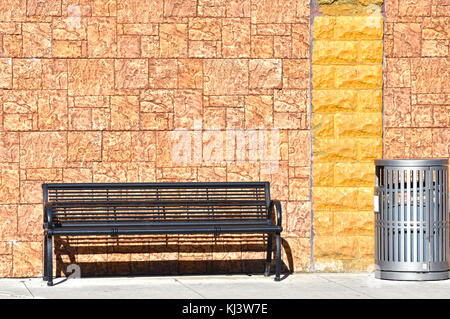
274;89;308;113
131;132;156;162
69;108;92;130
334;113;382;137
12;242;42;277
312;90;357;113
288;130;310;167
141;36;160;58
0;59;12;89
204;59;248;95
178;59;203;89
25;168;62;181
249;59;282;89
188;40;222;58
20;132;67;168
3;90;38;114
203;108;226;130
52;16;87;41
141;113;174;130
398;0;431;16
17;206;42;241
274;36;292;58
91;0;117;16
251;36;273;58
358;40;383;63
222;18;251;58
283;59;309;89
412;105;433;127
357;90;382;112
188;18;222;41
313;138;357;163
334;163;374;187
405;128;433;158
19;180;42;203
173;90;203;129
0;205;17;241
335;65;382;89
313;41;357;65
312;114;334;138
385;58;411;88
160;24;188;59
393;23;422;57
68;132;102;162
227;162;260;182
63;168;92;183
289;178;310;201
411;58;450;94
13;59;42;90
312;16;334;40
285;202;310;237
87;17;117;57
115;59;148;89
117;0;164;23
422;17;449;40
37;90;68;130
42;59;68;90
312;65;335;89
384;88;412;127
384;128;406;159
244;95;273;128
0;133;19;163
111;96;140;130
313;187;359;211
148;59;178;89
334;16;383;40
68;59;115;95
0;0;26;21
422;40;448;57
292;23;309;58
22;23;52;57
102;131;132;162
226;0;251;17
0;164;20;203
164;0;196;17
2;35;22;57
117;35;141;58
27;0;61;16
251;0;308;23
53;40;83;58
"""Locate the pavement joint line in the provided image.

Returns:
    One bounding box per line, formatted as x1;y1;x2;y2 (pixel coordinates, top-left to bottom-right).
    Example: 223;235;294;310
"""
320;275;376;299
172;277;207;299
21;281;35;299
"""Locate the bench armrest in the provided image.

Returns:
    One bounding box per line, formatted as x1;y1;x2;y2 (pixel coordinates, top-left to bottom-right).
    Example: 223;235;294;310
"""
269;200;282;228
43;203;53;229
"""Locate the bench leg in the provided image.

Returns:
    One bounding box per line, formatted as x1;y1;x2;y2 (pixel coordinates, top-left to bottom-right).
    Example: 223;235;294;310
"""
275;233;281;282
47;235;53;286
43;234;48;281
264;234;273;276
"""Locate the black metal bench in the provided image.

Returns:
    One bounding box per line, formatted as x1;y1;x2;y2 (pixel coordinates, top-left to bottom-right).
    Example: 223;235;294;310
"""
42;182;283;286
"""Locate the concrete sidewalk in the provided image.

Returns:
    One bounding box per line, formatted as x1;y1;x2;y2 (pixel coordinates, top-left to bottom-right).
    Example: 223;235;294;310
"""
0;273;449;299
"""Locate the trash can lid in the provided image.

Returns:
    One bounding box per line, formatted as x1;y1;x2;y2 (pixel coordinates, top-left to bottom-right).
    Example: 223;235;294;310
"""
375;158;448;167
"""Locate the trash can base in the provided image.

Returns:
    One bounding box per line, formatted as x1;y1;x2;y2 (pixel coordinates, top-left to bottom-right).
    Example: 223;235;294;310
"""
375;269;449;281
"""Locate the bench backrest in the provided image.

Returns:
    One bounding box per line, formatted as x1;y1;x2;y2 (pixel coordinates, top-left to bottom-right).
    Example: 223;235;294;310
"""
43;182;271;225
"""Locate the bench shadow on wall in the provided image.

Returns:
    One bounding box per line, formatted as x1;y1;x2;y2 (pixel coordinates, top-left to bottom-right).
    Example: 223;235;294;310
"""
54;234;294;279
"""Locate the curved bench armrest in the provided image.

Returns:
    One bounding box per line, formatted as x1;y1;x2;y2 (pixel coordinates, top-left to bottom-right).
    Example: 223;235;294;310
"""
43;203;53;229
269;200;282;228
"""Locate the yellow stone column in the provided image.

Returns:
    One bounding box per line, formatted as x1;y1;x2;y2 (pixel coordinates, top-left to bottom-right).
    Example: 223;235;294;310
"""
311;0;383;271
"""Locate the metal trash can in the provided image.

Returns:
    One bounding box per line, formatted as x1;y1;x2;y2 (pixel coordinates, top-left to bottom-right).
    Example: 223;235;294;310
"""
374;159;449;280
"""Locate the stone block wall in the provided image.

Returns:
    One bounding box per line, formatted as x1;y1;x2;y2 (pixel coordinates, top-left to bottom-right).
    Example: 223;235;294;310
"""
0;0;448;278
0;0;312;278
311;0;383;271
383;0;449;161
